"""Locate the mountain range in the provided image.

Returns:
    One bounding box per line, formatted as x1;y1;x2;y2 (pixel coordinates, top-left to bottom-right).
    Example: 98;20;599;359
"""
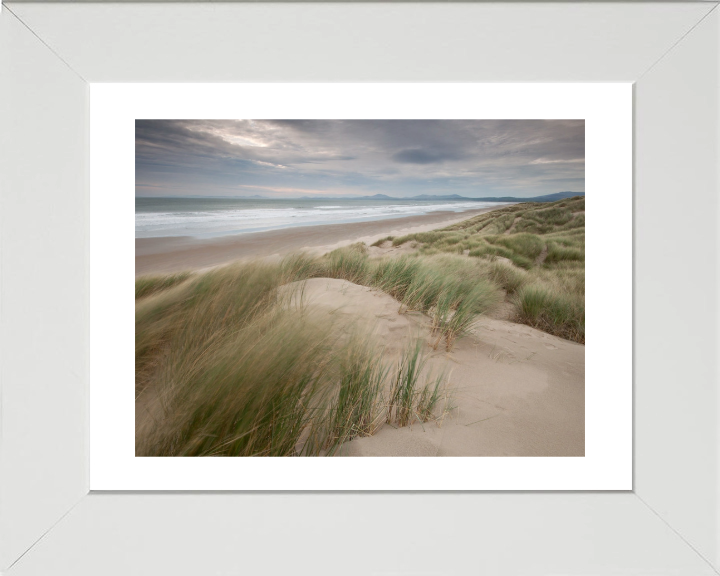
156;192;584;203
297;191;584;203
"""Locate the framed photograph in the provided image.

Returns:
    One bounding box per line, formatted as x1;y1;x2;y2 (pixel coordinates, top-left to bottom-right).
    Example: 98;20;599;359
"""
91;83;628;491
1;2;718;575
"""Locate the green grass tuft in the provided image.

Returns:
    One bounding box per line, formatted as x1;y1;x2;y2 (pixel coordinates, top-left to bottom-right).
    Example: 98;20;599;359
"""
384;197;584;342
370;235;395;247
135;272;191;299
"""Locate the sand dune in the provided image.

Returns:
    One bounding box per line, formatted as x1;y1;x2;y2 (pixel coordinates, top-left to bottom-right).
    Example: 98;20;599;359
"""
286;278;584;457
136;200;584;457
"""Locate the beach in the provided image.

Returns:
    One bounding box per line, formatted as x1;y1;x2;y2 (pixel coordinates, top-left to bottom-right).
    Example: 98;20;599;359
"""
136;200;585;457
136;206;503;276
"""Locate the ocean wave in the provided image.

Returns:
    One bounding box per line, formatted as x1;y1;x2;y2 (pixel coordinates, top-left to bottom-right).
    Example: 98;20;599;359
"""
135;201;504;238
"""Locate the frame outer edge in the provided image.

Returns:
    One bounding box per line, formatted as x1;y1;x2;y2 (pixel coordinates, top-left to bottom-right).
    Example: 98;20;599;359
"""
0;8;89;571
0;1;718;573
634;5;720;571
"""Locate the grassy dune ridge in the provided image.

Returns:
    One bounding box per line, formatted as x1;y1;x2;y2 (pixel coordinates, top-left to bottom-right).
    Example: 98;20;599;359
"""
389;196;585;342
135;197;584;456
283;246;502;350
135;262;451;457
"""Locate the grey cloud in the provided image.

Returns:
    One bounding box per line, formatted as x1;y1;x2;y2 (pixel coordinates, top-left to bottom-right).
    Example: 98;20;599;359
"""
136;119;584;198
393;148;455;165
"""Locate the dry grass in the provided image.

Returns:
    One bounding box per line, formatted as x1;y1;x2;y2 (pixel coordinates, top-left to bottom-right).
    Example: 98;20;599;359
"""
370;235;395;247
136;263;455;456
135;196;584;456
389;196;585;343
135;272;191;299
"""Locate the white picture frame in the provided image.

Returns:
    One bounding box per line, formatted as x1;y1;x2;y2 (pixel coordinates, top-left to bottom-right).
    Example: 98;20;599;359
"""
91;82;631;491
1;2;718;574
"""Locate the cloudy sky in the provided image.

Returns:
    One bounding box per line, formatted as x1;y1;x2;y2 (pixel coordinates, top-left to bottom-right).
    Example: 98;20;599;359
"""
135;120;584;198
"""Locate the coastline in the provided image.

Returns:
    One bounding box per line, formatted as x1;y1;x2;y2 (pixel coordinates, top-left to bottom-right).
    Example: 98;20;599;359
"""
136;205;506;276
136;198;585;457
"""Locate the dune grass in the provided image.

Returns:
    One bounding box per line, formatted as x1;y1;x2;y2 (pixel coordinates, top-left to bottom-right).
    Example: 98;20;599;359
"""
415;371;447;423
136;261;455;457
389;196;585;343
310;336;389;454
135;263;323;456
268;243;502;351
385;339;450;428
513;262;585;342
322;248;502;350
485;260;528;294
135;196;584;456
135;272;191;299
387;340;426;427
370;235;395;247
324;242;369;283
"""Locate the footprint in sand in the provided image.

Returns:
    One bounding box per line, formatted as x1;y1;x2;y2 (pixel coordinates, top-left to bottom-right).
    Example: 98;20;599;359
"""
544;343;558;350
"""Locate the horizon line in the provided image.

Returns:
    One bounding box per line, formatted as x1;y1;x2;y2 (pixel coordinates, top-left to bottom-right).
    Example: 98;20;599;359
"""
135;191;586;200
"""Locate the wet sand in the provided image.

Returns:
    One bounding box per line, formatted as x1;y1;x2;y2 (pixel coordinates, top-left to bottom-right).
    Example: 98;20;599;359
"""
136;206;505;276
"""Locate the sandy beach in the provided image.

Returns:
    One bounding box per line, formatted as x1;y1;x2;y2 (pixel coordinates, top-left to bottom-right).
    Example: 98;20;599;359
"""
136;201;584;457
136;206;504;276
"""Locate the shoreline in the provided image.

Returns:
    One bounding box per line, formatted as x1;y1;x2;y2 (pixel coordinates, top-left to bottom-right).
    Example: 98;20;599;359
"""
136;205;507;276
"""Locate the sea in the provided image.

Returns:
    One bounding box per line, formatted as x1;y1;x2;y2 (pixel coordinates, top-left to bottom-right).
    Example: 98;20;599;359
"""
135;197;506;239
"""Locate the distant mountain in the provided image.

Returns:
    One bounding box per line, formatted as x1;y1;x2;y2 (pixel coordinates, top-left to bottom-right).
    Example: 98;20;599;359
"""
405;194;467;201
154;192;583;203
298;193;397;200
159;194;268;199
360;191;585;203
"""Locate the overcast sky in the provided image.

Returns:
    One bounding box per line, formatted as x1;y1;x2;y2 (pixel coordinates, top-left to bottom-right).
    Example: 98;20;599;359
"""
135;120;584;198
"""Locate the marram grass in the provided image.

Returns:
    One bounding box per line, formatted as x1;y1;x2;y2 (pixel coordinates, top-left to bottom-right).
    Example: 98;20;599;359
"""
135;196;584;456
390;196;585;342
136;262;455;457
